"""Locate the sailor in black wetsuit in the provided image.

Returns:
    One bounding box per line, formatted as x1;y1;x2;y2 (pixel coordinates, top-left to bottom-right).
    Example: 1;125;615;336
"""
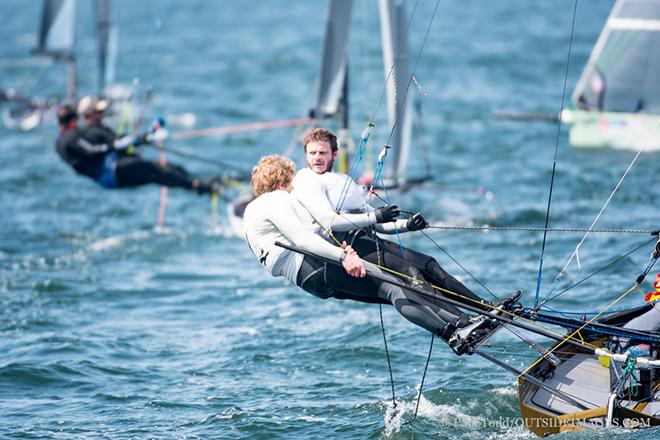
54;99;219;194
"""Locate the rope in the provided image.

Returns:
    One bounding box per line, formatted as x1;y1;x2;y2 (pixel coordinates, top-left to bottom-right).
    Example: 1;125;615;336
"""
533;0;579;308
335;126;372;211
540;237;656;306
295;200;624;355
420;230;498;300
402;334;434;426
379;304;397;411
426;225;656;234
363;257;602;352
545;118;660;304
518;310;660;344
622;356;639;397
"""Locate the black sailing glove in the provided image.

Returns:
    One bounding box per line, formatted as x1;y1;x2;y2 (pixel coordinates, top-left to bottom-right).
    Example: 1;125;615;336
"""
374;204;400;223
406;212;428;231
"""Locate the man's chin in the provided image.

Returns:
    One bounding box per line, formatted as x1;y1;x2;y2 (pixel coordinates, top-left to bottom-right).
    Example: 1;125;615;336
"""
311;166;326;174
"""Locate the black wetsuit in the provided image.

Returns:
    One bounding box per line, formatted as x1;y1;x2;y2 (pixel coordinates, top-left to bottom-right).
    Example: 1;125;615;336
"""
55;123;206;191
55;127;112;179
341;230;490;313
296;254;470;340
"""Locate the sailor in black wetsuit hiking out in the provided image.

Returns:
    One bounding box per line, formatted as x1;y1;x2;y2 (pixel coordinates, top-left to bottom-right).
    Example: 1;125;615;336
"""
243;155;518;356
55;99;220;194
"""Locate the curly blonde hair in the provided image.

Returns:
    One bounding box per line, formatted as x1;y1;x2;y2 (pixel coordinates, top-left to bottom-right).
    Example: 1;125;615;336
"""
302;127;338;152
251;155;296;197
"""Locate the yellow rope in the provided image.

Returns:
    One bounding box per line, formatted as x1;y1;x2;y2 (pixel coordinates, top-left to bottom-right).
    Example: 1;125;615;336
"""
116;100;134;136
301;193;620;354
518;283;638;378
303;205;605;351
370;260;604;350
210;192;219;228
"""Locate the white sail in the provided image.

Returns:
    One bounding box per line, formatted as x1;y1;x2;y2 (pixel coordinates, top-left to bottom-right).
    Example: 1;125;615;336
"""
35;0;76;58
379;0;412;184
33;0;77;99
572;0;660;114
310;0;353;120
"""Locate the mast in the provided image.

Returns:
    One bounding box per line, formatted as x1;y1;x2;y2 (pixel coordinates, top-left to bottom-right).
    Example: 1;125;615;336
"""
310;0;354;172
379;0;412;185
309;0;353;120
94;0;114;96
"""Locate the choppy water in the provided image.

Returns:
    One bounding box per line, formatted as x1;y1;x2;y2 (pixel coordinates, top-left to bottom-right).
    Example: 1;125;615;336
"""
1;0;659;438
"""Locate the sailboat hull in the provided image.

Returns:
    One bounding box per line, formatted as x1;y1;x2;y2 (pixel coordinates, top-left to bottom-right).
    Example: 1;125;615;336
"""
518;340;660;436
562;109;660;151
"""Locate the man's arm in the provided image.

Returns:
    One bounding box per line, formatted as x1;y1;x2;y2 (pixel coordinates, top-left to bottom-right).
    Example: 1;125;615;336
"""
374;212;428;234
268;193;365;276
68;136;111;157
293;175;378;231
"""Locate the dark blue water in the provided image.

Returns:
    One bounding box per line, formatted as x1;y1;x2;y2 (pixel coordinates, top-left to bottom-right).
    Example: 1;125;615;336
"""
1;0;658;438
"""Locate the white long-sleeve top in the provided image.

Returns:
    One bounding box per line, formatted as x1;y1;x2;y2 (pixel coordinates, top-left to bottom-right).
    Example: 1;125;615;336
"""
243;190;345;284
292;167;408;236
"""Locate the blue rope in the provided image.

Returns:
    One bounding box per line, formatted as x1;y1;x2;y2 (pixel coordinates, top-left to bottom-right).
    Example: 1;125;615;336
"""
377;170;406;258
539;305;652;317
518;310;660;344
335;126;371;212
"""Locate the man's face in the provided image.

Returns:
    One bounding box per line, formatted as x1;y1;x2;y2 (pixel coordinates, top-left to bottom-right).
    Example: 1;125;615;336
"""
305;140;337;174
86;110;103;125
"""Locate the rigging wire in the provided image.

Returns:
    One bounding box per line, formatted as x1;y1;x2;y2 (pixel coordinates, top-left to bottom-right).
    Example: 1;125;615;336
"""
366;0;421;126
520;281;640;378
540;237;657;306
384;0;439;148
542;119;660;305
379;305;398;410
420;230;498;300
533;0;579;309
426;225;657;234
334;0;424;214
402;334;434;426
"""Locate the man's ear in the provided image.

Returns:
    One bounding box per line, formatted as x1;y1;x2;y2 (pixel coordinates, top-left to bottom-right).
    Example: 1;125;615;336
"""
332;150;338;161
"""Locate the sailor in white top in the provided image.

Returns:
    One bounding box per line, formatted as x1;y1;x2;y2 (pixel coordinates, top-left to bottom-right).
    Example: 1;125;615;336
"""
289;129;526;353
243;155;491;352
292;167;409;237
244;188;348;285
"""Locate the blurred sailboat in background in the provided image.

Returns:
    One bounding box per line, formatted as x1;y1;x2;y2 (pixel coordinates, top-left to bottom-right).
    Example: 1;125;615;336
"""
305;0;430;188
561;0;660;150
1;0;124;130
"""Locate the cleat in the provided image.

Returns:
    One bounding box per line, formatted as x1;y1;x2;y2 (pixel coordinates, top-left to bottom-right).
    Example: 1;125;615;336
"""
493;289;523;312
